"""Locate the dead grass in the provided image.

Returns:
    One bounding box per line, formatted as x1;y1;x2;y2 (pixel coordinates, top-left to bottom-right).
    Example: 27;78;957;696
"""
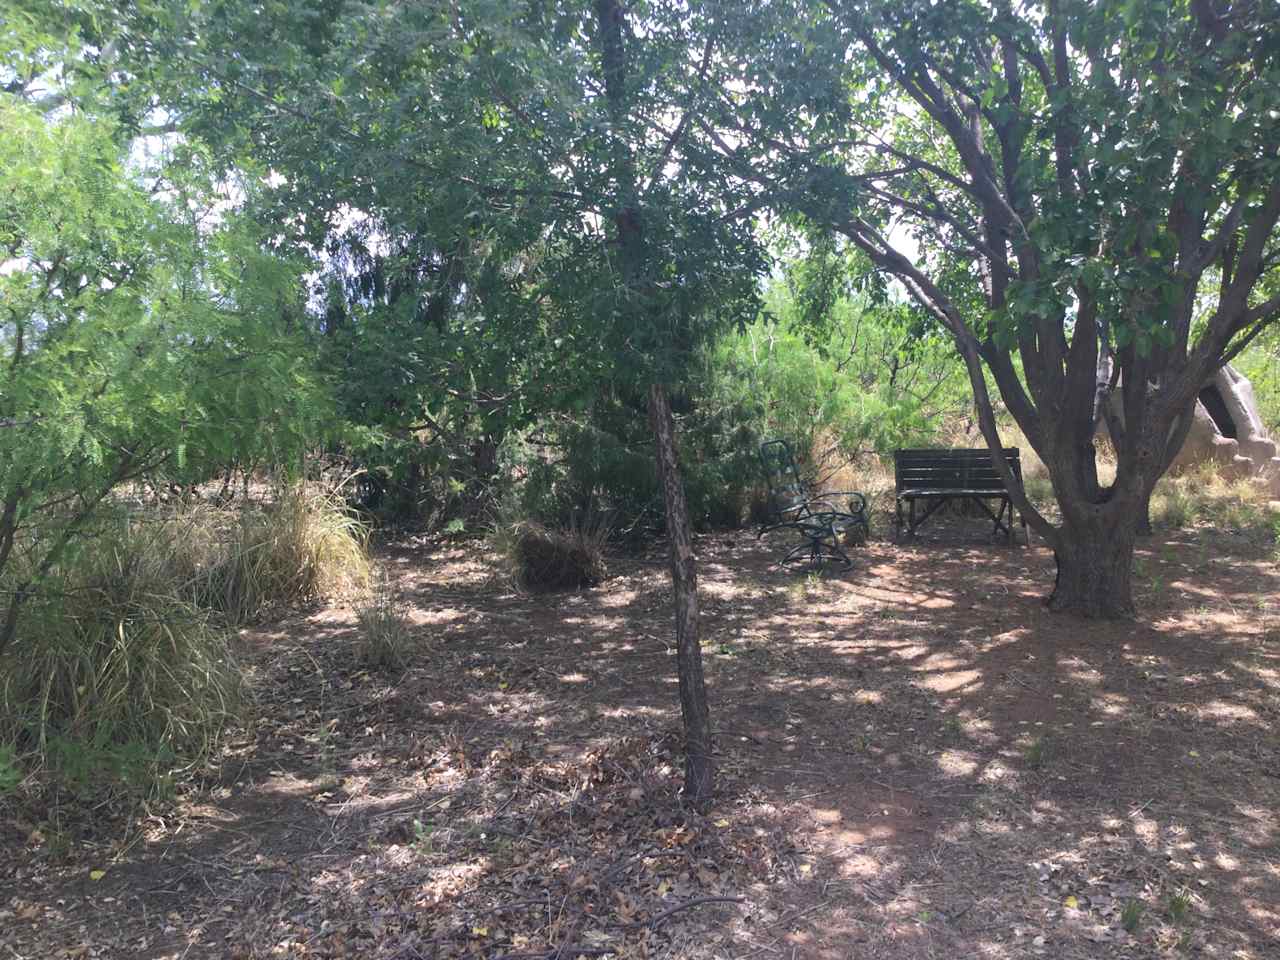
195;485;371;622
0;518;243;794
491;511;610;591
1151;462;1279;535
354;567;414;671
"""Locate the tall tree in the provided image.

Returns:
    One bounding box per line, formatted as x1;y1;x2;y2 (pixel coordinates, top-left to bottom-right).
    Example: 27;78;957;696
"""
592;0;713;800
84;0;752;796
707;0;1280;616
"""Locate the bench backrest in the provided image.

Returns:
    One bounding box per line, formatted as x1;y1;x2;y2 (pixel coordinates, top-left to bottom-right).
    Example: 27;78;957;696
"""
894;447;1023;493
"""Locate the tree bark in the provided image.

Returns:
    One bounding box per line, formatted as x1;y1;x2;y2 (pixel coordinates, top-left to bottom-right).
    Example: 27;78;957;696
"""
1048;507;1137;618
647;383;713;802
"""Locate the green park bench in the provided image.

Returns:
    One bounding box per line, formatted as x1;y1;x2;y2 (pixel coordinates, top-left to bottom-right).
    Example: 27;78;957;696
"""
893;447;1027;544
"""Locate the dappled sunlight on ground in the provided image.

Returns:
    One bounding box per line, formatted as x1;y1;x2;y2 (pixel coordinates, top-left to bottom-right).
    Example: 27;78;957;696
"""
2;517;1278;958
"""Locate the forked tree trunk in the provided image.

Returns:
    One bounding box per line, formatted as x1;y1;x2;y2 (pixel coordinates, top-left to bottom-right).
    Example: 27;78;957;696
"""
647;383;713;802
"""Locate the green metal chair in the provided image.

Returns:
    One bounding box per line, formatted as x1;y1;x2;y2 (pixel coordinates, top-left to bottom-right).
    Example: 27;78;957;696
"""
757;439;869;570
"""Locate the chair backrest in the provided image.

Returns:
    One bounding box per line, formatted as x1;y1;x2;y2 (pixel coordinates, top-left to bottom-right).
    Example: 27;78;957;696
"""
894;447;1022;493
759;439;811;522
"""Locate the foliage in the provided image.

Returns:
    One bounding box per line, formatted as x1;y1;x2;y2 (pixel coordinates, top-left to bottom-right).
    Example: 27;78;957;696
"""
708;0;1280;615
701;290;965;459
69;0;767;534
0;484;370;794
1234;332;1280;434
492;264;968;533
0;515;243;793
23;0;1280;623
0;91;329;650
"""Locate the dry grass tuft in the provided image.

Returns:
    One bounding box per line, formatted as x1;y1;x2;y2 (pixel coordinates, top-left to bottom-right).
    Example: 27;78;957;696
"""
0;519;243;792
196;485;371;623
1150;463;1277;534
0;485;370;795
493;512;610;592
355;568;415;671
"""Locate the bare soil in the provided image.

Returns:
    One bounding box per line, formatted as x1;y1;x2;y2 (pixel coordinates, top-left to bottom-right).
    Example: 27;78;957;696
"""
3;520;1278;959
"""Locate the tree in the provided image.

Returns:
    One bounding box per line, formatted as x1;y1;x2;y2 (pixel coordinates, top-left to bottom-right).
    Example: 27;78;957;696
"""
0;94;326;650
707;0;1280;616
591;0;714;800
80;0;757;797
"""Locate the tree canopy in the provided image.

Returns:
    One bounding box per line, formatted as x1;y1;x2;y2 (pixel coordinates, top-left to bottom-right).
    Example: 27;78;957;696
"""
12;0;1280;620
0;72;327;648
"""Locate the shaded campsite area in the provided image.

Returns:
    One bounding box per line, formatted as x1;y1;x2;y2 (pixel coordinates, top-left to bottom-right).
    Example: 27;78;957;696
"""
4;517;1277;960
7;4;1280;959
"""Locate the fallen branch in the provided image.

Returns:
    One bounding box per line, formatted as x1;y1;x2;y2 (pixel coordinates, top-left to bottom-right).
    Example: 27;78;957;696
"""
647;896;747;930
490;949;614;960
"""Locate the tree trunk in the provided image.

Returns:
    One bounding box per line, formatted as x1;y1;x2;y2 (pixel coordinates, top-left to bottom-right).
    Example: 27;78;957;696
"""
647;383;713;802
1136;495;1153;537
1048;509;1137;617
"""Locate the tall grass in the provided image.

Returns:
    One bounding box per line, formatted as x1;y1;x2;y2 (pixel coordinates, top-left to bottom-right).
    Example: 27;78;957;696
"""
355;567;414;671
1150;464;1278;534
0;484;372;796
0;518;243;792
195;485;371;623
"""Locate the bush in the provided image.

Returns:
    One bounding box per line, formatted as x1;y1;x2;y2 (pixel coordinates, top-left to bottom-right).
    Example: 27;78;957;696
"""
0;519;243;793
493;510;610;592
197;485;371;623
0;486;372;797
355;569;414;671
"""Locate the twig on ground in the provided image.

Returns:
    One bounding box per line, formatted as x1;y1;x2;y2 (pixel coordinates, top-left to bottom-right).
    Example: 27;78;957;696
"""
490;950;613;960
646;896;747;930
711;729;763;744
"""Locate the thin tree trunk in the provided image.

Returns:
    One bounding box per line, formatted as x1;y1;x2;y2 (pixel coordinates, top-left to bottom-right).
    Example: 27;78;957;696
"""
647;383;713;802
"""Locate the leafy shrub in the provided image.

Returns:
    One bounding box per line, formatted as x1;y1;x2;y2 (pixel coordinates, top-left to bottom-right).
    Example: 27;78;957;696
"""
1234;332;1280;435
355;569;414;671
685;298;968;528
0;519;243;793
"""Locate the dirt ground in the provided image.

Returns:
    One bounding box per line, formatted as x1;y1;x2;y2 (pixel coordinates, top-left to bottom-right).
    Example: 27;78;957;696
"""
3;519;1278;959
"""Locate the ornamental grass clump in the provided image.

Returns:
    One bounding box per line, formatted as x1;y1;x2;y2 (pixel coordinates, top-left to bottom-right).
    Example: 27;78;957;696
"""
199;485;371;623
494;510;610;592
0;518;242;792
355;567;414;671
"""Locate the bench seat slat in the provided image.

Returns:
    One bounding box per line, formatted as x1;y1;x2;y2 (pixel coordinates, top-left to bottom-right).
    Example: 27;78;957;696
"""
899;488;1013;497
